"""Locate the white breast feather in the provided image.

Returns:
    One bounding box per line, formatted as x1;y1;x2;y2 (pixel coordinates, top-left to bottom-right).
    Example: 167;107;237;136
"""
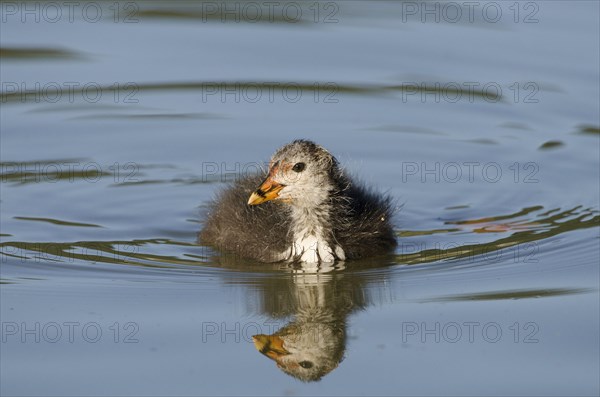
290;233;344;263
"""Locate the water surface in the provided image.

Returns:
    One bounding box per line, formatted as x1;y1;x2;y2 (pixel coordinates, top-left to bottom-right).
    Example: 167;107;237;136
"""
1;1;599;395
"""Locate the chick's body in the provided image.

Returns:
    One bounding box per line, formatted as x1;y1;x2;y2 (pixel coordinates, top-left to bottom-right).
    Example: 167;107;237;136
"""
199;140;396;263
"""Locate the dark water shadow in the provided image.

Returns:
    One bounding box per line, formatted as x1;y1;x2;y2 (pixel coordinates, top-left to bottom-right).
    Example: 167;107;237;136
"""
420;287;594;302
13;217;102;228
69;112;225;121
0;47;83;61
574;125;600;135
0;81;504;104
0;160;217;186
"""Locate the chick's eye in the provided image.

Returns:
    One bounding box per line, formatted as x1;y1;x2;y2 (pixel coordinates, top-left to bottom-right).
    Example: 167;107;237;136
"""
292;162;306;172
299;361;313;369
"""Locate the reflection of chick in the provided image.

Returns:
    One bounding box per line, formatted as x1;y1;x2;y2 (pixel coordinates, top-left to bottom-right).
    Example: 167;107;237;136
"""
253;317;345;382
252;273;353;382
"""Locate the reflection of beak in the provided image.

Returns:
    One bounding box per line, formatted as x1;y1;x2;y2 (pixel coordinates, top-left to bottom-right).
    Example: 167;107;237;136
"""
252;334;289;359
247;177;285;206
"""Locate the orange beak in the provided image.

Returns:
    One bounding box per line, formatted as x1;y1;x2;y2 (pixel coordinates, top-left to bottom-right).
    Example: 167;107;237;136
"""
252;334;290;360
247;176;285;205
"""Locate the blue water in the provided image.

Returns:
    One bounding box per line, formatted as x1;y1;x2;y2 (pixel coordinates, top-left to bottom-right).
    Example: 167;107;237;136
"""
1;1;599;395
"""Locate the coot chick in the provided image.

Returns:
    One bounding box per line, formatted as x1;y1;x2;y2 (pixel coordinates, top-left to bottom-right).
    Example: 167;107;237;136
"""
199;140;396;263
